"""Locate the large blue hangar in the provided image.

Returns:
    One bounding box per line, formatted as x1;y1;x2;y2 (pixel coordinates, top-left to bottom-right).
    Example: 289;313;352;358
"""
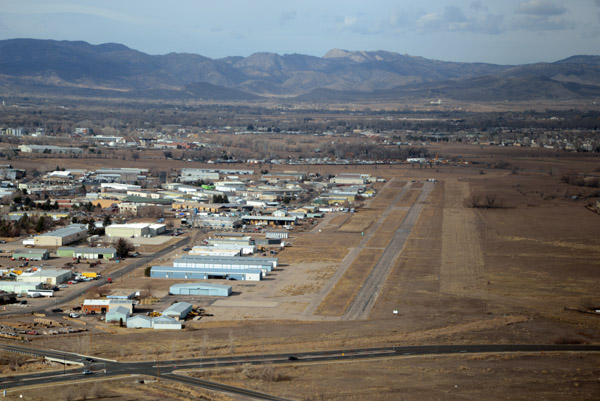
169;283;232;297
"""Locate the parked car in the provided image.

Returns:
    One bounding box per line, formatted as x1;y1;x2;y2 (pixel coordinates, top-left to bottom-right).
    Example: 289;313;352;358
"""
82;369;93;375
69;313;80;318
51;308;63;313
183;247;192;251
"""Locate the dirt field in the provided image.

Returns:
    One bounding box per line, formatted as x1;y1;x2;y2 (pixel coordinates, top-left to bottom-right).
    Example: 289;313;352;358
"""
185;352;600;401
2;147;600;399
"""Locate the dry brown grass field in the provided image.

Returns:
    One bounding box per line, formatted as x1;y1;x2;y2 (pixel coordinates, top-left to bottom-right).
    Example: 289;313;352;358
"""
2;144;600;399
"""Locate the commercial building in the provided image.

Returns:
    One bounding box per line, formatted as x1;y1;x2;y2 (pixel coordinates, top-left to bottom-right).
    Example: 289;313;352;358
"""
170;283;232;297
188;246;242;257
34;224;88;247
82;299;110;314
12;249;50;261
57;247;116;260
105;223;150;238
17;269;72;285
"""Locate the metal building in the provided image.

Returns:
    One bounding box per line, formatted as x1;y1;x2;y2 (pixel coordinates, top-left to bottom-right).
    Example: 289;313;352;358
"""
152;315;182;330
34;224;88;247
162;302;193;320
151;266;262;281
170;283;232;297
12;249;50;261
127;315;153;329
57;247;116;260
17;269;72;285
106;306;130;323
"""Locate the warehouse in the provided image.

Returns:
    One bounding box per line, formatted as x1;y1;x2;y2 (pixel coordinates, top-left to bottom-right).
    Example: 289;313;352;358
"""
57;247;117;260
17;269;72;285
127;315;153;329
241;215;297;227
205;236;254;247
170;283;232;297
0;282;42;294
162;302;193;320
151;266;262;281
109;299;134;314
34;224;88;247
188;246;241;257
179;254;278;268
152;315;182;330
106;306;130;323
173;257;272;275
12;249;50;261
105;223;150;238
266;231;289;239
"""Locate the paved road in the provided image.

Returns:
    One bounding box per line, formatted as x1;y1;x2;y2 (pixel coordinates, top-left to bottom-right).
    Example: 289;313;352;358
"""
0;236;190;317
2;343;599;400
304;179;414;317
342;181;433;320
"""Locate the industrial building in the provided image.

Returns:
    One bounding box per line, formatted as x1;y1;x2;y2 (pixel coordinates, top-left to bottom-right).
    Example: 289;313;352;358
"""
105;223;151;238
151;266;262;281
12;249;50;261
162;302;193;320
57;247;117;260
241;215;297;227
17;269;72;285
266;231;289;239
170;283;232;297
34;224;88;247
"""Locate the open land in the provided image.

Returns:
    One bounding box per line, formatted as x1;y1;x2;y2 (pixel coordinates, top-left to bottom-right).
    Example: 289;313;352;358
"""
1;107;600;400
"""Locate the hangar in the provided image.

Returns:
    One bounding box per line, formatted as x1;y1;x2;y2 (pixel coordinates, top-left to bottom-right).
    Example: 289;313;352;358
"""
170;283;232;297
150;266;262;281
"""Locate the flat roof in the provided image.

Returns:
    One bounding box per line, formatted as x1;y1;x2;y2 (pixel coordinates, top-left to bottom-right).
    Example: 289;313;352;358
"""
13;249;49;254
107;223;150;229
83;299;111;306
20;269;70;278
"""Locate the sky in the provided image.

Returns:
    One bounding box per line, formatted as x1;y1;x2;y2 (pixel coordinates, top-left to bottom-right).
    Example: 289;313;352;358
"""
1;0;599;65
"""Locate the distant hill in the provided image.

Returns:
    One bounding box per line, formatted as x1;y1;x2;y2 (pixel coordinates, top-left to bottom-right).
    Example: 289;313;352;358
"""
0;38;599;102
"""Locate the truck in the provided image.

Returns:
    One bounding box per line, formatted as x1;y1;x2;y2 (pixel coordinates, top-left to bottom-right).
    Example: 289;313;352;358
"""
82;272;99;279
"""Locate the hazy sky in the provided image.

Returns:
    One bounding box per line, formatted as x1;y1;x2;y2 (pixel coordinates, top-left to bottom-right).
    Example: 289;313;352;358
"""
1;0;599;64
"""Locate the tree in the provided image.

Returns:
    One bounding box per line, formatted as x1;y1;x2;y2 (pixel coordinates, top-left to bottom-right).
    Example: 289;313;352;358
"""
103;215;112;227
115;238;135;258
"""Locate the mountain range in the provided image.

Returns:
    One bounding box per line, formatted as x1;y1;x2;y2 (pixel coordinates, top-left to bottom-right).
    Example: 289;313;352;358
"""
1;38;599;102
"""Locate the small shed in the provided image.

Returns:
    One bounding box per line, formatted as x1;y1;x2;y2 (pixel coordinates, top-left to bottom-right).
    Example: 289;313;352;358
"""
12;249;50;261
162;302;193;320
170;283;232;297
127;315;153;329
152;315;182;330
106;306;130;323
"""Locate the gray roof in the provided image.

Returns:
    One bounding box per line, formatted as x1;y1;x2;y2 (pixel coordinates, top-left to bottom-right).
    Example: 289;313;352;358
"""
39;224;87;238
13;249;49;254
163;302;193;315
170;283;232;291
60;247;117;254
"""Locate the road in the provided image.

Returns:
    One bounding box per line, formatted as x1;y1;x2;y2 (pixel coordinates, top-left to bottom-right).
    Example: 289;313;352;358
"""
1;343;599;400
342;181;433;320
0;236;190;317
